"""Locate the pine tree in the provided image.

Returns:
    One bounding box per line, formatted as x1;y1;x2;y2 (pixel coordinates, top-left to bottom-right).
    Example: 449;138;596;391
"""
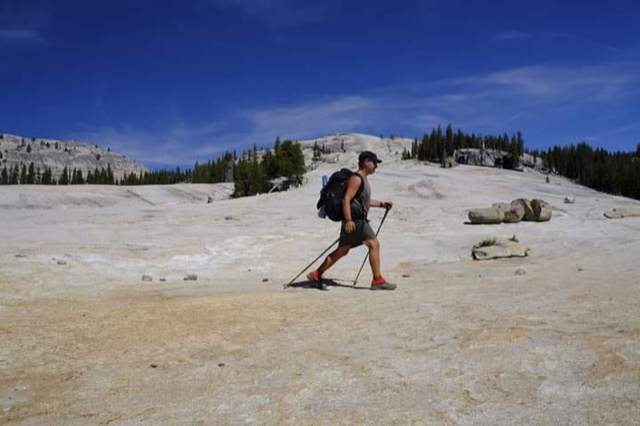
106;164;114;184
290;141;306;184
59;167;70;185
71;168;85;184
444;124;454;156
312;141;320;160
20;164;27;184
262;149;274;180
99;168;107;184
41;168;52;185
27;162;35;184
233;156;249;197
1;166;8;185
10;165;19;184
516;131;525;158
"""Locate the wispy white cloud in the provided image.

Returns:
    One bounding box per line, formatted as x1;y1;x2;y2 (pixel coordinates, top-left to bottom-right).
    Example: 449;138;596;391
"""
70;121;241;167
0;2;49;45
447;62;640;101
404;113;446;131
492;29;633;57
198;0;336;26
492;30;532;41
584;122;640;143
0;28;45;44
70;96;379;166
247;96;378;138
391;60;640;148
74;59;640;166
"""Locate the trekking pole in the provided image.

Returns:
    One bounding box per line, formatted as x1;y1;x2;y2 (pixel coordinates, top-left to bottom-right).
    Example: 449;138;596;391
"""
284;237;340;288
353;207;390;286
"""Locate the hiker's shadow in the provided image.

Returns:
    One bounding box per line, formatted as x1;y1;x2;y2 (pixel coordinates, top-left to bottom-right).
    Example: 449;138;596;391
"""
286;278;370;291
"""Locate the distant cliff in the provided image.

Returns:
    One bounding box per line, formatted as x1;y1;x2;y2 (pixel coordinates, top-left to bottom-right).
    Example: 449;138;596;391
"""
0;133;148;180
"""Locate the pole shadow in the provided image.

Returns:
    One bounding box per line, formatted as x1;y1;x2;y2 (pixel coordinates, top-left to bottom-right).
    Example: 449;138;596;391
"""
284;277;370;291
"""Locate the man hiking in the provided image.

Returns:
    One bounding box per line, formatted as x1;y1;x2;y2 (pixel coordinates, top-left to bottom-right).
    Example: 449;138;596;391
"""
308;151;396;290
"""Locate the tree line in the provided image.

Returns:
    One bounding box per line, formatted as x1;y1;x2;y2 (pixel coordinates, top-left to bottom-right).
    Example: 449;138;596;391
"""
1;137;305;198
403;125;640;201
89;137;305;197
0;164;116;185
540;142;640;200
232;138;305;197
402;124;525;166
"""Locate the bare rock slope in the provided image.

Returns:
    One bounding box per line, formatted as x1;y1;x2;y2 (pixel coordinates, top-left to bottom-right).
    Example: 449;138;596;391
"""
1;134;640;425
0;133;148;180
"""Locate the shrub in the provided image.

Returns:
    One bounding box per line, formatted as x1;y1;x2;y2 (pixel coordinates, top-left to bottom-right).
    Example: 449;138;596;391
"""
478;238;497;247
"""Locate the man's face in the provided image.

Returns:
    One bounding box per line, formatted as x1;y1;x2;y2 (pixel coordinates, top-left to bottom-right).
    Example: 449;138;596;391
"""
366;159;378;173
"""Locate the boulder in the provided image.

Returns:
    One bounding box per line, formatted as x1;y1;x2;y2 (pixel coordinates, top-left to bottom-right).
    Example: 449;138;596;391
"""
491;203;511;211
441;156;457;168
513;198;536;221
508;201;526;222
472;238;530;260
532;199;552;222
503;209;523;223
492;202;525;223
468;207;504;224
455;148;507;168
604;207;640;219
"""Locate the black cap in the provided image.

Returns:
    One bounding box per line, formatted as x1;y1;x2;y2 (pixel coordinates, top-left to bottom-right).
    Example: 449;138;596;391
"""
359;151;382;164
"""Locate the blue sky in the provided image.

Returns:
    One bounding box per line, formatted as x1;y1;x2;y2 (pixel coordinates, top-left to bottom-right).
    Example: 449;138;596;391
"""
1;0;639;168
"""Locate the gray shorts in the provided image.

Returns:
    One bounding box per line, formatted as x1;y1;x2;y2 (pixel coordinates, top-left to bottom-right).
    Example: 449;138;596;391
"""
339;220;376;248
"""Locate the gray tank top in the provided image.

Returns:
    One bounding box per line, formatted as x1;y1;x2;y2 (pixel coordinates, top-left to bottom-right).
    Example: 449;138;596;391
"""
351;173;371;220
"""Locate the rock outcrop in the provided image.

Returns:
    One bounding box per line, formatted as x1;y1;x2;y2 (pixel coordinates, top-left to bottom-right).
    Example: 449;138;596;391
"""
472;238;530;260
0;133;148;181
454;148;543;170
604;207;640;219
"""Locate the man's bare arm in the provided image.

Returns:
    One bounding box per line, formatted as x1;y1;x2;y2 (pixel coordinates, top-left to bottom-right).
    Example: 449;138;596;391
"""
371;199;393;209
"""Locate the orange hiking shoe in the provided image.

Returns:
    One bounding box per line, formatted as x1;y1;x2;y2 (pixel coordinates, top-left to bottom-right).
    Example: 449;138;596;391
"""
371;276;396;291
307;269;321;283
306;270;326;289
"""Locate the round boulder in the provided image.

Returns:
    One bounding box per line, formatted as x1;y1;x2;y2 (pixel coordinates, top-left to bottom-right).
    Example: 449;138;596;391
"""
468;208;504;224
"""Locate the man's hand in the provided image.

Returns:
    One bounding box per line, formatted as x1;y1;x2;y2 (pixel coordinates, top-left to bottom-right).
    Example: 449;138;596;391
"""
382;201;393;210
344;220;356;233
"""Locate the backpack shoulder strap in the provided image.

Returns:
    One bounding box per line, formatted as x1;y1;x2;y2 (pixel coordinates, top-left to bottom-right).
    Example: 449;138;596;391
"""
353;173;365;198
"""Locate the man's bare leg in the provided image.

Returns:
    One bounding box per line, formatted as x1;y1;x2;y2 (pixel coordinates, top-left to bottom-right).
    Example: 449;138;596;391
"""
363;238;395;290
318;245;351;274
363;238;381;279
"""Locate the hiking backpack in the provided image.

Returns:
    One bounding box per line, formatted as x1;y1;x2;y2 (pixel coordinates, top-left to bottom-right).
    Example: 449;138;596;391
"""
316;169;364;222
